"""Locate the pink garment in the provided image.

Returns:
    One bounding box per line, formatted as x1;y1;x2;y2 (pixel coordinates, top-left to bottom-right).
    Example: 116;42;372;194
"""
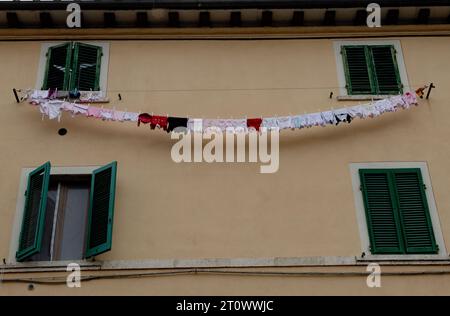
87;106;102;118
72;104;89;116
62;102;74;112
402;91;418;108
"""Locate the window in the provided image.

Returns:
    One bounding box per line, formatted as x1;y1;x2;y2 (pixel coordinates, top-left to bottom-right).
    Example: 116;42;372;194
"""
341;45;402;95
359;168;437;255
334;40;409;98
15;162;117;262
41;42;104;91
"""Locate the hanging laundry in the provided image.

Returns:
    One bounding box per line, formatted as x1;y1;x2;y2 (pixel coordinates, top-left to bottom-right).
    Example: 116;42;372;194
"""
291;115;306;129
321;111;337;125
276;116;292;130
79;91;106;102
69;88;81;99
113;110;126;122
262;117;278;130
25;90;423;135
203;119;227;132
167;117;188;133
30;90;49;100
247;118;262;131
137;113;152;126
225;119;247;133
187;118;203;133
39;100;64;121
123;112;139;122
72;104;89;116
308;113;326;127
100;109;114;121
149;115;168;130
48;88;58;99
87;106;102;118
334;109;351;125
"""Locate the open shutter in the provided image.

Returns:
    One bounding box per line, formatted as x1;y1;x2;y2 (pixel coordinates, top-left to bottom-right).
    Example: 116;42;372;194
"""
16;162;51;262
71;43;102;91
392;169;438;254
370;45;402;95
341;46;375;95
85;161;117;258
359;169;404;254
42;43;72;90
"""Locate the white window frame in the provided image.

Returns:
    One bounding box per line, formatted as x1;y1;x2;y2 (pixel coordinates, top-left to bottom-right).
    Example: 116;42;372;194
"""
8;166;100;264
35;42;110;92
333;40;410;100
349;162;447;261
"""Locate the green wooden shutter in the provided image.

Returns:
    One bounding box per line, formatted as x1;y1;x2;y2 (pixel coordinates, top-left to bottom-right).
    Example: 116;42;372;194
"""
16;162;51;262
370;45;402;95
341;46;375;95
85;161;117;258
359;169;404;254
70;43;102;91
42;43;72;90
391;169;438;254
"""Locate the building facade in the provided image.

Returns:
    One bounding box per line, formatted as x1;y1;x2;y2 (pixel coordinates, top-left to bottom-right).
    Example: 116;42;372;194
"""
1;0;450;295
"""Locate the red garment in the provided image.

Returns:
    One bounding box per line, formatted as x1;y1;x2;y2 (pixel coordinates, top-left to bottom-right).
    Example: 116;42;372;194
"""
150;115;168;130
247;118;262;131
138;113;152;126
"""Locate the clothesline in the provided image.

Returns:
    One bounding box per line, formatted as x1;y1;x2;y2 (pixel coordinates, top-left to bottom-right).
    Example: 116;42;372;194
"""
17;84;424;93
26;89;420;134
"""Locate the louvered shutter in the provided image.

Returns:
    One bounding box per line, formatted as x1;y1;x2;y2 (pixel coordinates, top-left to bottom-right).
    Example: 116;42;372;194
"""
341;46;374;95
370;46;402;95
392;169;438;254
359;169;404;254
71;43;102;91
85;161;117;258
16;162;51;262
42;43;71;90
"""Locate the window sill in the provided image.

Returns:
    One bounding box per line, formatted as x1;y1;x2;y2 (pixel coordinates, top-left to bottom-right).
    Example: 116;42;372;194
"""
357;254;450;262
337;95;396;101
2;260;102;273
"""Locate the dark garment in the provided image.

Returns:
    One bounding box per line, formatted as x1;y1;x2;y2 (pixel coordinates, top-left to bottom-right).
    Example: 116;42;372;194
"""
69;89;81;99
247;118;263;131
48;88;58;99
334;113;353;125
167;117;188;133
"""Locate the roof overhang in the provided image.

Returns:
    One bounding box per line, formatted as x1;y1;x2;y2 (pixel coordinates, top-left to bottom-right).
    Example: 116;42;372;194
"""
1;1;450;29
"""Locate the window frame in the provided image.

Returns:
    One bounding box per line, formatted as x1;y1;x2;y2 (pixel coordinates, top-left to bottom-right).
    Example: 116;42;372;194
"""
333;40;410;100
9;166;101;264
36;42;110;93
349;162;447;261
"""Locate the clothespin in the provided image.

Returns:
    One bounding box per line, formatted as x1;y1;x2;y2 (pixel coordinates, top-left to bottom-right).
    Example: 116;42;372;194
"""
415;85;428;99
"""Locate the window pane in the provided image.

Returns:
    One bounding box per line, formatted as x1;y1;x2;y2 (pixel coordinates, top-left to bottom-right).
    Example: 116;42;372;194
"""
57;183;90;261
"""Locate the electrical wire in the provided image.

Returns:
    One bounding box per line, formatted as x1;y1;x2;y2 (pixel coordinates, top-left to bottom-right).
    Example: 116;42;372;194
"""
2;268;450;285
